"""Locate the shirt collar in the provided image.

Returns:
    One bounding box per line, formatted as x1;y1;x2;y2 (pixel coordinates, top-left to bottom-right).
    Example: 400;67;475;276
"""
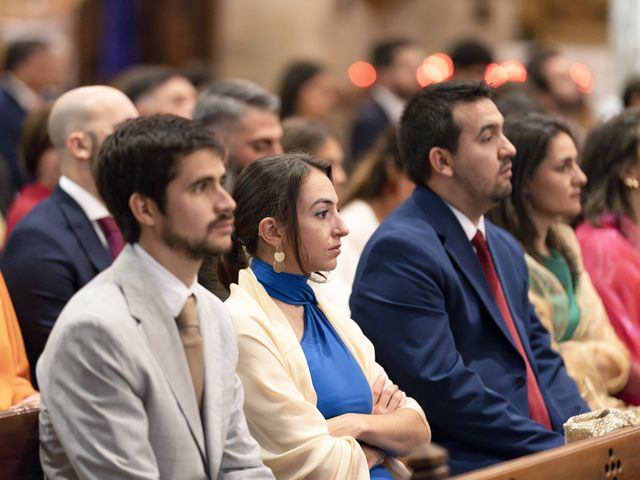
444;201;486;241
371;85;406;124
6;73;41;112
133;243;197;318
59;175;110;221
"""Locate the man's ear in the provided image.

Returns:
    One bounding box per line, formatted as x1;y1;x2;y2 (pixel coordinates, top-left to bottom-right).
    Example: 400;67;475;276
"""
258;217;285;249
67;131;93;162
428;147;454;178
129;193;159;227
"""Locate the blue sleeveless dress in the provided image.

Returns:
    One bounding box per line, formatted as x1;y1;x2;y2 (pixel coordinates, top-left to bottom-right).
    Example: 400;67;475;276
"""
252;258;393;479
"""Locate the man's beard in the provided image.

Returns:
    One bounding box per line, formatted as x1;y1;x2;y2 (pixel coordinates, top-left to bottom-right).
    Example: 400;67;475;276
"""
161;212;234;260
454;162;512;207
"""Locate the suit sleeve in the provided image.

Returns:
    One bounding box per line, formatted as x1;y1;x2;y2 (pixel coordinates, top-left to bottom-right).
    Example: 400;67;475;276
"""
2;224;78;375
218;374;275;479
350;234;565;461
39;317;161;479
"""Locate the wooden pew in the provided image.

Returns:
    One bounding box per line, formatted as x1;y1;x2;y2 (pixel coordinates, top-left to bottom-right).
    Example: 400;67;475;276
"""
0;406;42;480
407;425;640;480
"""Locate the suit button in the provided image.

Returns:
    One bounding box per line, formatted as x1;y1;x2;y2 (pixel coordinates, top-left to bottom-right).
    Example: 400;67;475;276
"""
515;376;525;386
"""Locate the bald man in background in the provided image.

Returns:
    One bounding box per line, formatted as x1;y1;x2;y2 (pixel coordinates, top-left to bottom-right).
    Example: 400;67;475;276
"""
1;86;138;384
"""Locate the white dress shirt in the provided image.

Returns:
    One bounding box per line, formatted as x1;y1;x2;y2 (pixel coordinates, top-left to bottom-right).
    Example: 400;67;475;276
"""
133;243;197;317
370;85;406;125
59;175;110;248
445;202;486;247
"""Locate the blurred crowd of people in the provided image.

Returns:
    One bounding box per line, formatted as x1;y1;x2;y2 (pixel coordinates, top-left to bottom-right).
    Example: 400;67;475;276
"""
2;33;640;478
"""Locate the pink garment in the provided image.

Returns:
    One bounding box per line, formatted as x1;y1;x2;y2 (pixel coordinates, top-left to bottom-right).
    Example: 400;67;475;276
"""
576;215;640;405
5;182;51;240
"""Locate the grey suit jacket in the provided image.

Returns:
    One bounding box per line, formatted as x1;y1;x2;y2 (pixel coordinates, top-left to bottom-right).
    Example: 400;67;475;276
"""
37;245;274;479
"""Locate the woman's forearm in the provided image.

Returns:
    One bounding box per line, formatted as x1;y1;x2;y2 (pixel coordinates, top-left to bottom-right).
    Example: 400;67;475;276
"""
359;408;430;455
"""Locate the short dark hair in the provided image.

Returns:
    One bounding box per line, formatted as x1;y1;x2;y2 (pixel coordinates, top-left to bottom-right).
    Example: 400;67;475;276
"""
19;106;52;179
278;60;324;119
96;115;225;243
371;37;417;69
581;108;640;225
218;153;331;289
449;38;494;69
399;80;493;184
4;39;48;72
488;112;575;259
281;116;333;154
111;64;178;103
526;48;561;93
623;77;640;108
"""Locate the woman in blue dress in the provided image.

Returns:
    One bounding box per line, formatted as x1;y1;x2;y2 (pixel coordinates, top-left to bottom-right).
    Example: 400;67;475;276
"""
221;153;430;479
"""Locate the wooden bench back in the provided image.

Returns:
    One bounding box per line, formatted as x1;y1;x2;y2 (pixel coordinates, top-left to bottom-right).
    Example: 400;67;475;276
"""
0;407;42;480
408;426;640;480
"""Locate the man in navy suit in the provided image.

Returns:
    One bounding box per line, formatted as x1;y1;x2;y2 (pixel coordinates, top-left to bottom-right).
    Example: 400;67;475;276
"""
0;39;59;211
350;81;588;474
2;86;138;384
350;38;424;165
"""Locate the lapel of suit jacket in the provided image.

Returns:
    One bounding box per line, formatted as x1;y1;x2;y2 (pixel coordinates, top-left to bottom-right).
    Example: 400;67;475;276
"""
53;186;112;272
415;186;520;353
195;285;220;475
112;246;208;461
0;80;26;113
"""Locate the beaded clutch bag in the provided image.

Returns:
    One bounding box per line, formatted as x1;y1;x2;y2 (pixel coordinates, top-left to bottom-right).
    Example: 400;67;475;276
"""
564;408;637;444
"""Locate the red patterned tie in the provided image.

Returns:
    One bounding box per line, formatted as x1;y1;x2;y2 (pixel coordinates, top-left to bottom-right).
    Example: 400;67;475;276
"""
97;216;124;260
472;230;552;429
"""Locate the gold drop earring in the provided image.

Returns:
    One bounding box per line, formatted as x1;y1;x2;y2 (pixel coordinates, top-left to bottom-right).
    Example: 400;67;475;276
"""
624;177;640;189
273;245;285;273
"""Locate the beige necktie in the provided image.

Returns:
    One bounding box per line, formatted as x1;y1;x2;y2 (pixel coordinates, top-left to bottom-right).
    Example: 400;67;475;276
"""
176;295;204;409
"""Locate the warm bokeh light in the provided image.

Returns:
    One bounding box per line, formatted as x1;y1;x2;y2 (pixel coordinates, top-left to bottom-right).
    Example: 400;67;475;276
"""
417;53;454;87
484;60;527;88
348;61;377;88
484;63;507;88
570;62;594;93
502;60;527;83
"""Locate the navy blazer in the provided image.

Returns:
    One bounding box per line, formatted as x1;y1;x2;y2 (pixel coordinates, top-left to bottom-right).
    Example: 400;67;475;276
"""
350;185;588;474
350;98;390;161
0;80;27;194
1;186;112;385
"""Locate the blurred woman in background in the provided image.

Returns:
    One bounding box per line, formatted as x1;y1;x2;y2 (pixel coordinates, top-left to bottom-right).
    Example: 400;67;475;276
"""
576;108;640;405
281;116;347;199
278;60;338;123
489;112;633;410
335;128;414;288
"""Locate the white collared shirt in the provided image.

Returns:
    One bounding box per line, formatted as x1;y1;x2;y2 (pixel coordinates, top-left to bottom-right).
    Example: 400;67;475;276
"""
445;202;486;248
59;175;110;247
370;85;406;125
133;243;197;318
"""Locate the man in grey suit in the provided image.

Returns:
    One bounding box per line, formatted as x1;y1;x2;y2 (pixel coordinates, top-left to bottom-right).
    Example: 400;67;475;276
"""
37;115;274;479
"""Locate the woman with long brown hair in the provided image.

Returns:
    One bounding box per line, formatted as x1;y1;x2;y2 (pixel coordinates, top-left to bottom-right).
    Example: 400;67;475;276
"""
489;111;632;410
